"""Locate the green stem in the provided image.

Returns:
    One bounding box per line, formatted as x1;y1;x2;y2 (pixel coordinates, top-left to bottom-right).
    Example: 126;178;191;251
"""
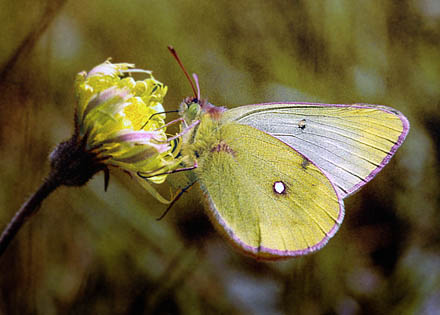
0;174;61;257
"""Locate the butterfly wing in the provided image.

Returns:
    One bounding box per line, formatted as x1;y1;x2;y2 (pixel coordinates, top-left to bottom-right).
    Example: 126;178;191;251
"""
196;123;344;259
222;103;409;198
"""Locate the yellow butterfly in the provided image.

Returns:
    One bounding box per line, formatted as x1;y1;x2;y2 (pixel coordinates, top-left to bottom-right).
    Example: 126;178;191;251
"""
157;48;409;260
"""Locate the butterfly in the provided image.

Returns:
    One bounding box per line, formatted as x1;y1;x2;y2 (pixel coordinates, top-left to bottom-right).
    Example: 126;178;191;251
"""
150;48;410;260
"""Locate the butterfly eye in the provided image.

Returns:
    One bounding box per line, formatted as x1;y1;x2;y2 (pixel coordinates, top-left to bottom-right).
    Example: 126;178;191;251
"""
188;102;201;119
273;181;286;195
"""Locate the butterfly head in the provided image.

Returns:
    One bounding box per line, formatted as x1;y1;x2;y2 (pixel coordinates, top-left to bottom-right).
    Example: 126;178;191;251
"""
179;97;202;124
179;97;226;125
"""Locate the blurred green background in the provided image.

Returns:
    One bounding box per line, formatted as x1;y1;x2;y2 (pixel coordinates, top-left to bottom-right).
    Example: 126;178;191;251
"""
0;0;439;314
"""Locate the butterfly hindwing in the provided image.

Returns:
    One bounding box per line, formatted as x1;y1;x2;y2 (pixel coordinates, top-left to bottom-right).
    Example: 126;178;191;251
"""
222;103;410;198
196;123;344;259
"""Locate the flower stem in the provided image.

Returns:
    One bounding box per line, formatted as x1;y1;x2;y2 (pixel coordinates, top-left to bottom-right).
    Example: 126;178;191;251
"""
0;174;61;258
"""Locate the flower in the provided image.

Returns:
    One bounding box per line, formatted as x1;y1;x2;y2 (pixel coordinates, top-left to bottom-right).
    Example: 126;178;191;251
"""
50;60;178;203
0;61;182;258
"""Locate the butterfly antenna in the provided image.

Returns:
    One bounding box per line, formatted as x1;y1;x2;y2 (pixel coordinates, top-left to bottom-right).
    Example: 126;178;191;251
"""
168;46;198;99
192;73;201;100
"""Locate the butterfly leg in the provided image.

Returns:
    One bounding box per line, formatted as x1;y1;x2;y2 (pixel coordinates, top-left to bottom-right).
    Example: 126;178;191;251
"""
154;117;184;132
167;119;200;143
140;111;180;130
137;161;198;179
156;181;196;221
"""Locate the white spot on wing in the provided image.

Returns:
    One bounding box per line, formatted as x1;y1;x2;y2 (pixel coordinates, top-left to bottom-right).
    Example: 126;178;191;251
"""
273;181;286;194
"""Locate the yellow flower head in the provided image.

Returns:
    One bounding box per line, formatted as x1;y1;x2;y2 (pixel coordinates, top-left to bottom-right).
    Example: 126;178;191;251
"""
67;60;177;201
